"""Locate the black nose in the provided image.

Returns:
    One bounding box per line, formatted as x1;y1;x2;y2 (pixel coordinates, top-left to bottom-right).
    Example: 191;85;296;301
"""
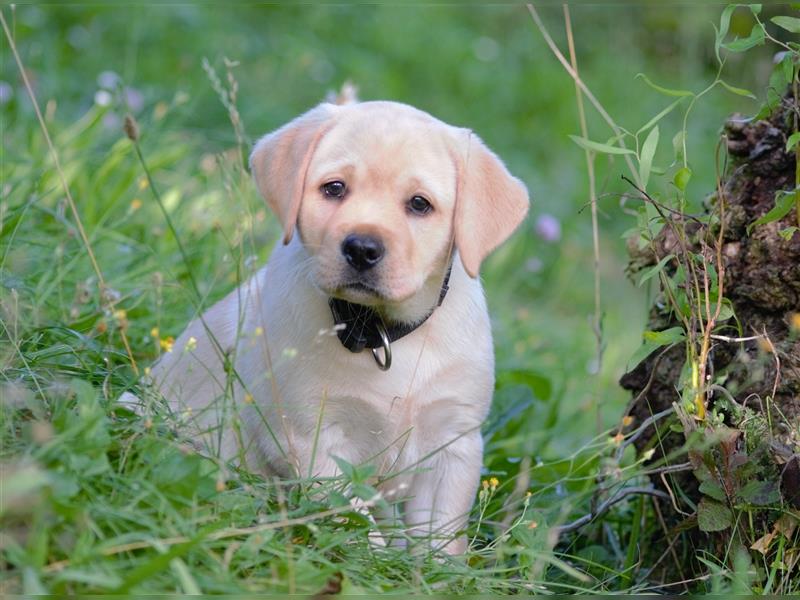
341;234;385;272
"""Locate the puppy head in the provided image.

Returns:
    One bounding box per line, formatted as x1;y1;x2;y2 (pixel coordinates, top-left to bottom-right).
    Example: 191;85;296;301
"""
250;101;529;322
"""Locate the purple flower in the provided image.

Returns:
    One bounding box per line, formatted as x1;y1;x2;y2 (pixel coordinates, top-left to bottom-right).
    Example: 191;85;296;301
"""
97;70;121;90
0;81;12;104
124;87;144;113
534;213;561;243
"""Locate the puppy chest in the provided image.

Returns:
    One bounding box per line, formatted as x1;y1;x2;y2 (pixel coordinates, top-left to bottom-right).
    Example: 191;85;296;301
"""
318;394;406;459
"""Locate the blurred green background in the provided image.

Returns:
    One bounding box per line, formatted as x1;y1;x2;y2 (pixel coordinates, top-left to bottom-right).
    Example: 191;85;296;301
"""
0;3;783;593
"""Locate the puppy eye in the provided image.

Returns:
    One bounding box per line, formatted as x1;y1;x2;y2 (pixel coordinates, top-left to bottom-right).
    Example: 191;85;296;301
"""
407;195;433;216
321;181;346;199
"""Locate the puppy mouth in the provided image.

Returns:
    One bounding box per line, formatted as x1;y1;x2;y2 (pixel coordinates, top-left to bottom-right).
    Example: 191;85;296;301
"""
330;281;386;304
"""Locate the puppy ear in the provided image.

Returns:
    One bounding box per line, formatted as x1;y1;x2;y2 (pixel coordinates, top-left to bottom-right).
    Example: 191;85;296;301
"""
454;130;530;278
249;103;338;244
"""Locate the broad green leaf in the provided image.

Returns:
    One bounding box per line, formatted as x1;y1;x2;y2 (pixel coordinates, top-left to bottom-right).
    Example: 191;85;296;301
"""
637;253;675;287
747;189;798;233
787;131;800;153
771;15;800;33
717;298;735;322
722;23;766;52
628;327;685;368
715;5;738;63
569;135;635;155
627;340;664;369
638;126;659;188
781;50;795;82
736;480;781;505
496;369;552;400
635;73;694;97
643;327;686;345
699;479;727;502
673;166;692;191
672;130;686;161
332;455;356;480
757;53;795;119
719;80;756;99
698;498;733;532
779;226;798;241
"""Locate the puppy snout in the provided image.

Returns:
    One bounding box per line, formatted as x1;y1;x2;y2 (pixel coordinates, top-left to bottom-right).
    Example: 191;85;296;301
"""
342;234;385;272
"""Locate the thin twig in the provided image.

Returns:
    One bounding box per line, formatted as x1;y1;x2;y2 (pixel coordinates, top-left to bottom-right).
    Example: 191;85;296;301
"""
526;3;641;187
563;4;603;376
640;461;692;478
710;333;765;343
621;175;706;226
616;406;675;461
556;486;669;535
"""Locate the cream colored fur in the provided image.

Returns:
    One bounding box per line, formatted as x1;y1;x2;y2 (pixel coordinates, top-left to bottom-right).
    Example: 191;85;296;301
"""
140;100;529;554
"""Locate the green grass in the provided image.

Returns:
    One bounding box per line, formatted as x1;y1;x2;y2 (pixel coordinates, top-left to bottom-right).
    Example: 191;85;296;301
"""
1;3;786;594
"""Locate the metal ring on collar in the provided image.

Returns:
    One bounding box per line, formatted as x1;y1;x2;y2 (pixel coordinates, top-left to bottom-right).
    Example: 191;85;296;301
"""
371;322;392;371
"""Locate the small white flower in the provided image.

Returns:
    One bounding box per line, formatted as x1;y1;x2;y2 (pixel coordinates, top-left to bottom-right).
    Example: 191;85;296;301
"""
94;90;112;107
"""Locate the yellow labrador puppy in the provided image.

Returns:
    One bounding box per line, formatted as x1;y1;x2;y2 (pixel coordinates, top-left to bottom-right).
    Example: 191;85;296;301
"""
147;100;528;553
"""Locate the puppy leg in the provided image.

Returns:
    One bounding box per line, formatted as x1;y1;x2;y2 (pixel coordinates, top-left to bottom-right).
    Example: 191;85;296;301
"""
403;431;483;555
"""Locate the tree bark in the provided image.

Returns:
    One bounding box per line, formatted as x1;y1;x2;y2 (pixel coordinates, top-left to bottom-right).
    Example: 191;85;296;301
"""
620;91;800;522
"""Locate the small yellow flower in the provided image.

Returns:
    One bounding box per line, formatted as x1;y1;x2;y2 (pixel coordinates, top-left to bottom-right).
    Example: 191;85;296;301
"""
144;366;152;377
160;336;175;353
130;198;143;211
622;415;634;427
243;393;254;404
489;477;499;490
482;479;489;491
138;177;149;190
254;326;264;337
611;432;625;446
185;336;197;351
150;326;159;338
525;491;532;498
113;309;128;330
790;312;800;334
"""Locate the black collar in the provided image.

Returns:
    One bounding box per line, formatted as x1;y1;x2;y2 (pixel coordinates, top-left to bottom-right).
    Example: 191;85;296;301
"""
328;264;452;355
